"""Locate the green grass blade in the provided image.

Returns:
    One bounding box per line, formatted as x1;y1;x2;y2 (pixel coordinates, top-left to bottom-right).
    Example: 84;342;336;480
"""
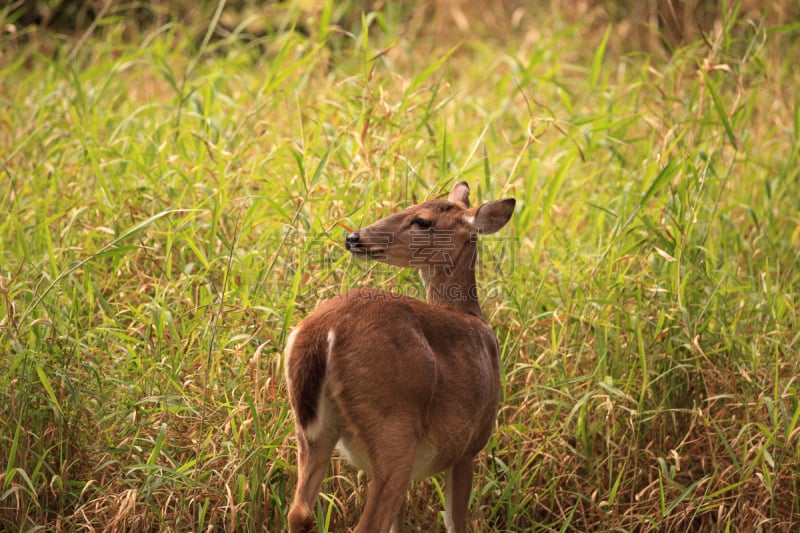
35;364;63;417
701;69;738;150
590;25;612;88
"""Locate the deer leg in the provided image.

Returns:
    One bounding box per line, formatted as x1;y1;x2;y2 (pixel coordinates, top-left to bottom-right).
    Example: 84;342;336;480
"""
389;494;407;533
444;454;475;533
287;427;338;533
353;427;418;533
353;468;413;533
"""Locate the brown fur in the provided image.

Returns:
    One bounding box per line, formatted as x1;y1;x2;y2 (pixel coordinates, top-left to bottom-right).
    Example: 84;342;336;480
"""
285;182;515;533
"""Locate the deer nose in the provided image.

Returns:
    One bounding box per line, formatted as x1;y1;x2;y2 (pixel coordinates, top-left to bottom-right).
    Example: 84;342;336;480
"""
345;232;361;251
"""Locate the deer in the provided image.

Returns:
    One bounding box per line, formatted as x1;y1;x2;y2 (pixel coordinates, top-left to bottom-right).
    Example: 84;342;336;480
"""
284;182;516;533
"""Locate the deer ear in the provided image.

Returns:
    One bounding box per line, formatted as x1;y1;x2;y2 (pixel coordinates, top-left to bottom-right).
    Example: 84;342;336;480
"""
463;198;516;234
448;181;471;208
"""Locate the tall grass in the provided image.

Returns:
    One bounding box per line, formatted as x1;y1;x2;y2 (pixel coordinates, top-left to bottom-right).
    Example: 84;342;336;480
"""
1;1;799;531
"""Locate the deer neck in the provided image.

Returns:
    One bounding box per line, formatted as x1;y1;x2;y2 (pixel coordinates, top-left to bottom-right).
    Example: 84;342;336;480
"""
419;238;483;318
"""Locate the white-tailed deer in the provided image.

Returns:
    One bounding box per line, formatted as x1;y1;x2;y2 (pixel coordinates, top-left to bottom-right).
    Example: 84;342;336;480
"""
284;182;515;532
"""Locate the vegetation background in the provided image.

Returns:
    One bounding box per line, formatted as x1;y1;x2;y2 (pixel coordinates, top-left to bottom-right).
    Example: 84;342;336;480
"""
1;0;799;531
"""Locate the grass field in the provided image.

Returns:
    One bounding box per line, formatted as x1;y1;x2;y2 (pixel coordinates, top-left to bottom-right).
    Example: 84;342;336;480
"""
1;1;799;531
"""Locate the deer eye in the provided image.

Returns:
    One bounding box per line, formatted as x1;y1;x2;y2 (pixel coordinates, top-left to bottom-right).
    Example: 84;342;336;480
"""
412;217;433;229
